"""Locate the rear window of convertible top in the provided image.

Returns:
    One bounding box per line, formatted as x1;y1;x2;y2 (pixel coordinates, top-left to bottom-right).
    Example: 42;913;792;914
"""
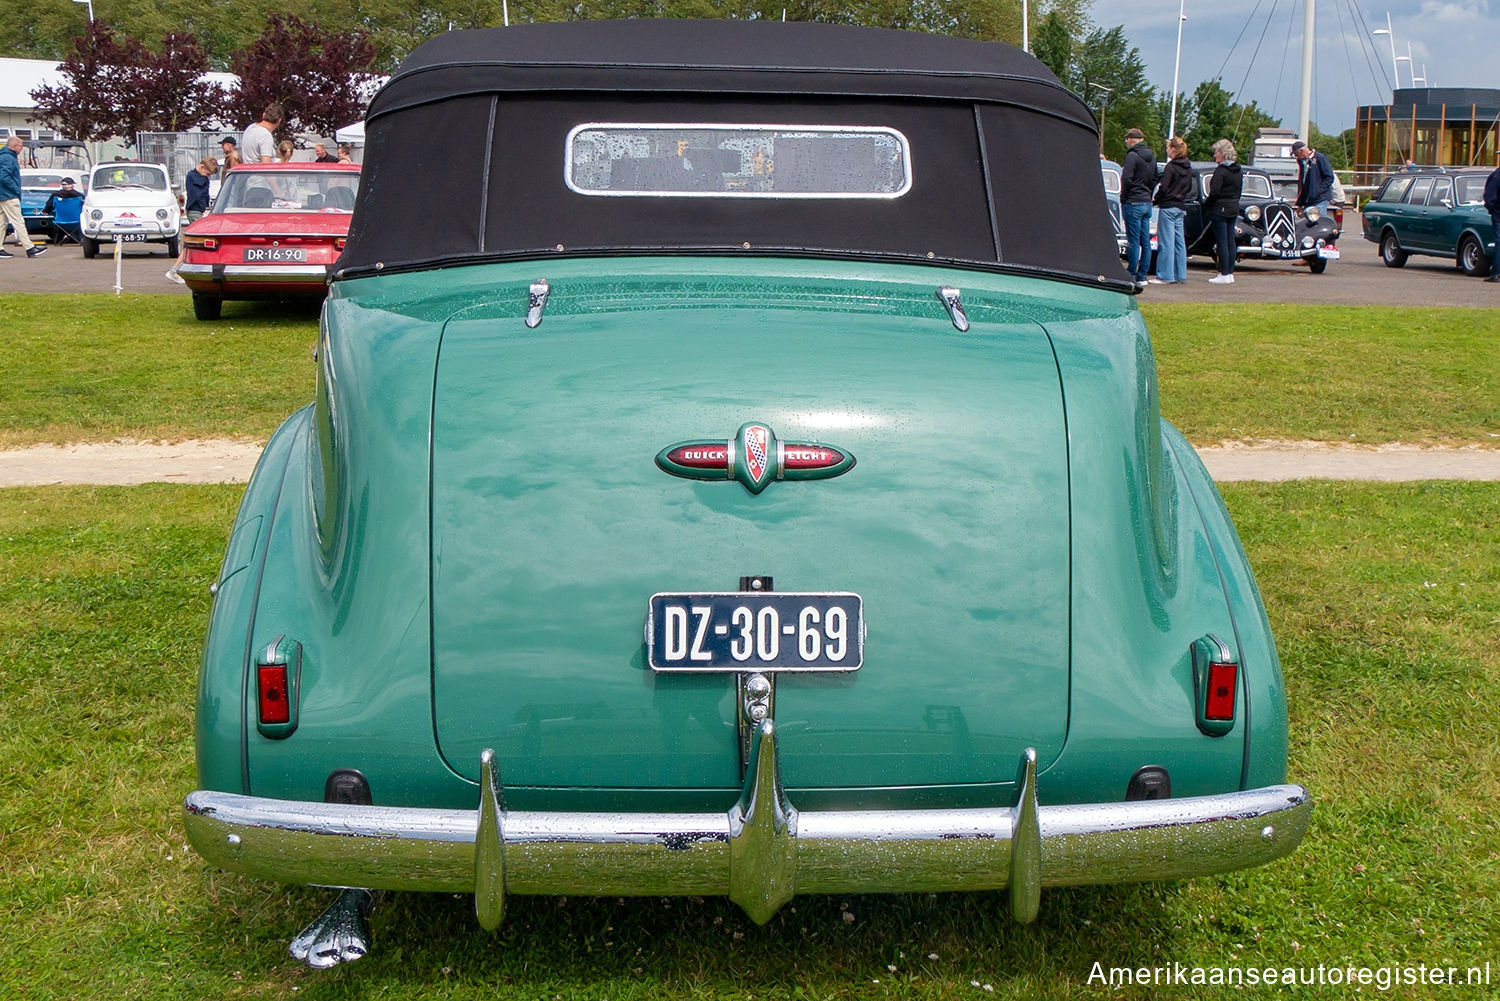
565;123;912;199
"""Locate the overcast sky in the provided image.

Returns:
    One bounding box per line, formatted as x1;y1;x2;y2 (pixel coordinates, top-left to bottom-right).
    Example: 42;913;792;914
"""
1082;0;1496;133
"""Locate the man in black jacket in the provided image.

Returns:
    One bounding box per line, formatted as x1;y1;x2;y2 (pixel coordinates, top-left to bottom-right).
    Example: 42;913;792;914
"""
1485;163;1500;282
1121;127;1157;284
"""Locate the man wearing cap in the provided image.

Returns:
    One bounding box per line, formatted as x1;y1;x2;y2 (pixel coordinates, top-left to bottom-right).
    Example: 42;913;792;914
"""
1292;140;1334;216
219;136;242;179
1120;127;1157;285
43;175;84;243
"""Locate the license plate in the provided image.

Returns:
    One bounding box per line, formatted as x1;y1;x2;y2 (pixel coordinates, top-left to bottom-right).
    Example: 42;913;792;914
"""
1317;246;1340;259
116;233;149;243
244;247;307;263
648;592;863;672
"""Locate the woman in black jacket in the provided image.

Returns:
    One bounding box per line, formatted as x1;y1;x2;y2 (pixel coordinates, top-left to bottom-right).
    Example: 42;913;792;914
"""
1203;138;1243;284
1151;136;1193;284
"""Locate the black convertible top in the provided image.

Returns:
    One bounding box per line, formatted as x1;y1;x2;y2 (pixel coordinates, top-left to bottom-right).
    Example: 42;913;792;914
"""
337;19;1130;289
370;19;1092;124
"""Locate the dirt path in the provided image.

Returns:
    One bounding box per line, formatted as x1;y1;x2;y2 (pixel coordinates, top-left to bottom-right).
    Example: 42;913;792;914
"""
3;438;1499;487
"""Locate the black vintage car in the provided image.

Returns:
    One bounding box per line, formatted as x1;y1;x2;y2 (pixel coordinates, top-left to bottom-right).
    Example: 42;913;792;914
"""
1179;163;1342;273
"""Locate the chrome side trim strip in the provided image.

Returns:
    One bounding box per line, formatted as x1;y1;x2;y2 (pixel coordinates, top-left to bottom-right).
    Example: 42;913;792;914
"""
185;759;1311;926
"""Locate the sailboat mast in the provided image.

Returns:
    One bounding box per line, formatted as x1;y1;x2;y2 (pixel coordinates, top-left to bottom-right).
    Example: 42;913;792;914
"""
1298;0;1314;140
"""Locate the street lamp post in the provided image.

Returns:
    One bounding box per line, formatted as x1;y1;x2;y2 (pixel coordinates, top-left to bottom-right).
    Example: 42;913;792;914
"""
1372;13;1399;91
1395;52;1412;89
1089;82;1113;156
1406;44;1426;86
71;0;93;21
1168;0;1187;139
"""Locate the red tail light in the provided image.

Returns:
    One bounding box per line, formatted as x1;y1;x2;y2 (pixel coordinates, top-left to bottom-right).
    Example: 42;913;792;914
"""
1191;634;1238;736
257;663;291;724
255;637;302;737
335;237;347;250
1203;661;1237;721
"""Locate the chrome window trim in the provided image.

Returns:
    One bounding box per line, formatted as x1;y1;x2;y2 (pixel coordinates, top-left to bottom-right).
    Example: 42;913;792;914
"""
563;122;913;199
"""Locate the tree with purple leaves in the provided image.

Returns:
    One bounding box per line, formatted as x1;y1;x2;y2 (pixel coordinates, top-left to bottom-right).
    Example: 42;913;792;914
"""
226;13;381;141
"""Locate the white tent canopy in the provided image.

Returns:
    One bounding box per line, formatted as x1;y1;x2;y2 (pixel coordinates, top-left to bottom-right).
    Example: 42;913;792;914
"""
334;120;365;144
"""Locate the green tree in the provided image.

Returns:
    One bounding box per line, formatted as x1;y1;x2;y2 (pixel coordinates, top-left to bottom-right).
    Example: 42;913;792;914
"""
1177;79;1279;161
1032;10;1071;82
1308;122;1353;171
1065;25;1158;161
5;0;1099;71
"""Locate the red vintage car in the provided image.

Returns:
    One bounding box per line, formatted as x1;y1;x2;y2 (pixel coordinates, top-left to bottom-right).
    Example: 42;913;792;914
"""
178;162;360;320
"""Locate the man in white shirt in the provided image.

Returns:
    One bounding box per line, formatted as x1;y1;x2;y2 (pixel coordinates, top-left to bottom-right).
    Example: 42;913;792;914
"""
242;103;285;164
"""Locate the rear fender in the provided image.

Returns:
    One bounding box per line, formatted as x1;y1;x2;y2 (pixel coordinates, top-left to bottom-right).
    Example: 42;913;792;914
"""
195;406;310;795
1034;309;1276;802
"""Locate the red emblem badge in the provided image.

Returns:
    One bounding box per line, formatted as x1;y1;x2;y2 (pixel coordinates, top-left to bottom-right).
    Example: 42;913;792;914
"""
656;422;856;495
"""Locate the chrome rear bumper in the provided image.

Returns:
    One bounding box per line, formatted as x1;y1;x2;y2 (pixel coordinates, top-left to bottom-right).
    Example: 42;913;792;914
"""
177;263;330;285
185;721;1311;927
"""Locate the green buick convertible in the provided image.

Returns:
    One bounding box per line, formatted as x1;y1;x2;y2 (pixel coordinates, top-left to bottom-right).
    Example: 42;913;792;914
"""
185;19;1311;968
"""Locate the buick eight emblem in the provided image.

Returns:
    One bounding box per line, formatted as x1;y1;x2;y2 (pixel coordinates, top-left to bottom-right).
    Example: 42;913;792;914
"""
656;421;855;494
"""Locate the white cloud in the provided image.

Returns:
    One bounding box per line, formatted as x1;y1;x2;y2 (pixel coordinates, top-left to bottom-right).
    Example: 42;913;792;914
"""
1418;0;1489;22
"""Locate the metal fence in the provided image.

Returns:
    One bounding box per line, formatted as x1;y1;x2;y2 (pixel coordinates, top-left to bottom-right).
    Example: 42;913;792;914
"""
135;132;223;194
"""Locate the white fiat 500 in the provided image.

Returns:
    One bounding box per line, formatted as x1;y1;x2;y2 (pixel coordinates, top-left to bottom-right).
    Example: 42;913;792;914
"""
80;161;180;258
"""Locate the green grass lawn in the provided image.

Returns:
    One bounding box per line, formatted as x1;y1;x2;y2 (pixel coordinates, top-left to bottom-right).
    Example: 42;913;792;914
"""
1;483;1495;999
0;295;318;448
0;295;1496;449
1144;303;1500;445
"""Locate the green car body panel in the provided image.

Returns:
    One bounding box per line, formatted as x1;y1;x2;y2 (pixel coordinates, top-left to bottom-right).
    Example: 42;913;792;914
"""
187;22;1305;955
198;257;1285;810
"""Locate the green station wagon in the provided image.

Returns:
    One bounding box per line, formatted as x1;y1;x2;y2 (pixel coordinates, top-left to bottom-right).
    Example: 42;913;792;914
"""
1361;169;1496;275
184;19;1311;968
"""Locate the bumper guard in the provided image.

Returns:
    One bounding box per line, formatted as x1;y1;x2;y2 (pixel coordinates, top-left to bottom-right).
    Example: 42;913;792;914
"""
185;721;1311;927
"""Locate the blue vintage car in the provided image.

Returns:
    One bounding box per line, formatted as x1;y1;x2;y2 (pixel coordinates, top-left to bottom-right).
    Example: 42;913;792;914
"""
1360;169;1496;276
1100;158;1127;255
18;170;85;240
184;19;1310;968
12;140;90;241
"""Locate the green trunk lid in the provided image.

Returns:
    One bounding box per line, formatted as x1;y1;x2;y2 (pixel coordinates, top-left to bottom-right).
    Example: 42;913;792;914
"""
431;272;1070;792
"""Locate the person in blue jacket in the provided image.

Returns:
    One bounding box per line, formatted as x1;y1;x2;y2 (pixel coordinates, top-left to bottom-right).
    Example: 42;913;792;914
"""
1484;163;1500;283
0;136;46;258
184;157;217;221
1292;140;1335;215
43;176;84;243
